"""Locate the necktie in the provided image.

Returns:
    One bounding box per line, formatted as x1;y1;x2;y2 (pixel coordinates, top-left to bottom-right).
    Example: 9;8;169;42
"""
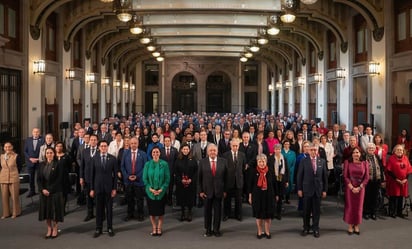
166;148;170;158
211;160;216;176
80;138;83;145
33;138;38;150
368;136;371;142
131;151;136;175
234;152;238;164
91;148;96;155
102;155;106;169
311;157;316;174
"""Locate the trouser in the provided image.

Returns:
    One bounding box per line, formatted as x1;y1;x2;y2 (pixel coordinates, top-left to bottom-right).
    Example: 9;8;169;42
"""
389;196;404;216
27;165;37;193
1;183;21;217
303;195;321;231
84;183;94;215
125;185;145;216
363;180;380;215
223;188;242;217
96;192;113;230
167;174;175;205
204;197;222;232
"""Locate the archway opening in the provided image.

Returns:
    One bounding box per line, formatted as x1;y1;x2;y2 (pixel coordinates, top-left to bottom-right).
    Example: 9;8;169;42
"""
172;72;197;114
206;71;231;113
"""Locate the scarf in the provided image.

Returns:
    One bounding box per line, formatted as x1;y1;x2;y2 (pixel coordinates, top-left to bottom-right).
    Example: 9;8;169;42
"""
257;166;268;190
366;154;382;181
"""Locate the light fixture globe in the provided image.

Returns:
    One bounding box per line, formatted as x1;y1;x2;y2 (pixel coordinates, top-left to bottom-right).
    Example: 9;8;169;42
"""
152;51;161;57
147;45;156;52
280;13;296;23
249;45;260;53
156;56;164;62
300;0;318;4
117;11;132;22
267;26;280;35
140;37;151;44
257;37;268;45
130;26;143;35
240;57;248;62
244;52;253;58
100;0;114;2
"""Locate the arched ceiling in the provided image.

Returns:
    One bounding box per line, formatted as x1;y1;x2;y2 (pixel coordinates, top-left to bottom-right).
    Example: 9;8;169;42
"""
30;0;384;71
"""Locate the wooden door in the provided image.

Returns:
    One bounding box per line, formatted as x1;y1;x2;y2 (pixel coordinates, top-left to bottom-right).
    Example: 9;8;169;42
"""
45;98;59;139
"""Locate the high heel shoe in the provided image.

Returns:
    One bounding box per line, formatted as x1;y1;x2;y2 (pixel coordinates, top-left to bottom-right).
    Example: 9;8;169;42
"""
157;228;162;236
51;228;58;239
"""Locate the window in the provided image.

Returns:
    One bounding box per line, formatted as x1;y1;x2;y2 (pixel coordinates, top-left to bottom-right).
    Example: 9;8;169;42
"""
327;30;337;69
45;13;57;61
73;32;82;67
354;14;368;63
0;1;20;51
244;63;258;86
309;43;316;74
395;2;412;53
145;64;159;85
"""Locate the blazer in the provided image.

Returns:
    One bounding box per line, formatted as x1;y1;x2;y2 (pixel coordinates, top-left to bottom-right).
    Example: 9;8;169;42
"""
192;141;211;163
222;150;246;190
37;160;65;194
80;147;99;183
121;149;148;186
239;142;258;169
218;139;231;157
297;156;328;197
160;146;178;175
143;159;170;200
24;136;44;168
91;153;117;194
198;157;227;199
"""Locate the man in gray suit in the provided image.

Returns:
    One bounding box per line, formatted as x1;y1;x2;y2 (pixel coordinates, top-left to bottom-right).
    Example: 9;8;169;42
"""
222;139;246;221
297;143;328;238
198;144;227;237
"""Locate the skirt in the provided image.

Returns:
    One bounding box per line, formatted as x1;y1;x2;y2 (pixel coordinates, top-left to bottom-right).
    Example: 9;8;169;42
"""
147;196;166;216
38;192;65;222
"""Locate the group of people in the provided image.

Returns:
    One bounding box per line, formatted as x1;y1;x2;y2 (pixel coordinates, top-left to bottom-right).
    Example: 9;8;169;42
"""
1;111;412;240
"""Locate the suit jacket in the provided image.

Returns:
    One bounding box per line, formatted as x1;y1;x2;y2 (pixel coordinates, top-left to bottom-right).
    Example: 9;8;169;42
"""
120;149;148;186
37;160;65;194
239;142;258;169
76;143;87;168
234;123;249;134
98;132;111;142
218;139;231;157
91;153;117;194
80;147;99;183
297;156;328;197
360;134;374;151
253;140;270;157
198;157;227;199
192;141;211;163
70;137;81;163
223;150;246;190
24;136;44;167
160;146;178;175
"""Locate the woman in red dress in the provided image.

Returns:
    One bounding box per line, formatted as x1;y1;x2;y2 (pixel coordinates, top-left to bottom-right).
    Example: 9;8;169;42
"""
386;144;412;218
343;147;369;235
373;133;388;167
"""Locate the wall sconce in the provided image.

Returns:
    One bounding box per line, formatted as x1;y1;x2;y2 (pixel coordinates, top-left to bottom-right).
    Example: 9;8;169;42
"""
123;82;129;90
297;76;305;86
276;82;282;89
66;68;76;79
86;73;96;84
101;77;111;85
33;60;46;74
285;80;292;88
114;80;121;88
268;84;274;91
336;68;345;79
368;61;380;76
130;84;136;91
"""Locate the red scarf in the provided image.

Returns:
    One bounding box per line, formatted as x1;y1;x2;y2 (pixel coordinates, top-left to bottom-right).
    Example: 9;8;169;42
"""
257;166;269;190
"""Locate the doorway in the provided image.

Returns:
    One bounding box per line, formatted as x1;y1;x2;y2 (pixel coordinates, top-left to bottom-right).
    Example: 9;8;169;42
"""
206;71;231;113
172;72;197;114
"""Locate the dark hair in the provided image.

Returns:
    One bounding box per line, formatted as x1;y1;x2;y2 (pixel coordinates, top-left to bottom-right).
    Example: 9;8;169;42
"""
55;141;66;153
98;140;108;146
178;143;193;160
150;145;161;155
349;146;364;163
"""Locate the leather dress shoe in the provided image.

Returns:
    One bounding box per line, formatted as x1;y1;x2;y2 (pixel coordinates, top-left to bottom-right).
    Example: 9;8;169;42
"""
214;231;222;237
108;229;115;237
93;230;102;238
370;214;377;220
204;230;213;237
313;231;320;238
301;229;309;236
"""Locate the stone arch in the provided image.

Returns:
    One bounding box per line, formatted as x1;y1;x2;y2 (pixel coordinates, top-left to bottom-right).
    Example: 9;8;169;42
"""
205;71;232;113
171;71;198;114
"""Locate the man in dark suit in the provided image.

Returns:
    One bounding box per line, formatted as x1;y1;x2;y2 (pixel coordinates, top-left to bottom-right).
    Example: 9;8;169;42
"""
198;144;227;237
218;130;231;157
71;128;87;196
23;127;44;197
222;139;246;221
297;143;328;238
120;137;147;221
90;140;117;238
84;118;93;135
98;123;111;142
239;132;257;201
80;134;99;221
160;136;178;206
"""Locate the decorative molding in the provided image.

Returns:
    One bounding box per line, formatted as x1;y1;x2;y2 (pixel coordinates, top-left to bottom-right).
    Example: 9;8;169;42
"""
85;50;91;60
373;27;384;42
318;51;324;60
340;42;348;53
30;25;41;40
64;40;71;52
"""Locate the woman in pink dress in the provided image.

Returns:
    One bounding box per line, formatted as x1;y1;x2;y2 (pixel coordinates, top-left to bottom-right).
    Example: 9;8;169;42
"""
343;147;369;235
265;131;279;156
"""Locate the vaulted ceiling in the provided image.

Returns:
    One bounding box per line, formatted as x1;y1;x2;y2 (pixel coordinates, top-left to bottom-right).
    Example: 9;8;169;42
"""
29;0;384;70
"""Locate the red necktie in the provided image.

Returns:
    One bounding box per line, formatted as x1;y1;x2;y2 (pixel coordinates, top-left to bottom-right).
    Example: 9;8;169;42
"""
132;152;136;175
166;148;170;158
211;160;216;176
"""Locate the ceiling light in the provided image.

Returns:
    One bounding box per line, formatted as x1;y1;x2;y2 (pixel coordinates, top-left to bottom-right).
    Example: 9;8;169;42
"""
280;13;296;23
300;0;318;4
140;37;151;44
117;11;132;23
129;14;143;35
267;26;280;35
267;15;281;35
114;0;132;22
249;45;260;53
281;0;297;23
147;45;156;52
257;37;268;45
156;56;164;62
100;0;114;2
152;51;161;57
240;57;248;62
244;52;253;58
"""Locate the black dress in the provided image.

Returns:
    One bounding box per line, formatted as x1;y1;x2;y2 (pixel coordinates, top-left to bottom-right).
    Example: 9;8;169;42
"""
38;160;65;222
249;167;277;219
174;155;198;208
